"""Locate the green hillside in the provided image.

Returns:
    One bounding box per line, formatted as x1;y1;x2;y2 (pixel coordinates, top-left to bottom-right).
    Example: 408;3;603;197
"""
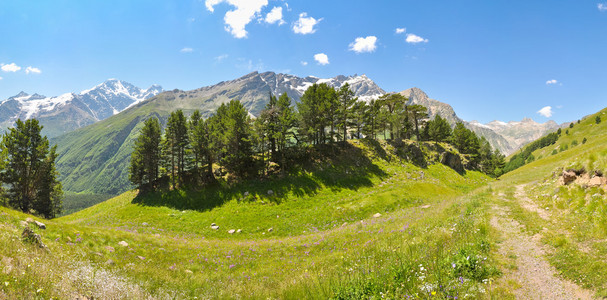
490;107;607;296
5;108;607;298
53;91;205;195
1;140;511;299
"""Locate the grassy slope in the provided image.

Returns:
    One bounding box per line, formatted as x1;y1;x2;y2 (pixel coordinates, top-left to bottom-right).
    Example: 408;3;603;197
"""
53;81;251;195
493;107;607;296
1;140;511;299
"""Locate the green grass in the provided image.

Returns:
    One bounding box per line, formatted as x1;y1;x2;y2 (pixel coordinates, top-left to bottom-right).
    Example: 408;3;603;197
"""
493;107;607;297
1;139;508;299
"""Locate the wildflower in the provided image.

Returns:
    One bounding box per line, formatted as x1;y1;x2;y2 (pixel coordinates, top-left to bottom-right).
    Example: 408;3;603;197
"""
229;264;235;269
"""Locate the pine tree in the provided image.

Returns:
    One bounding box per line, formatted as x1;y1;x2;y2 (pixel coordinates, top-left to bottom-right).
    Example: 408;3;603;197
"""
130;117;162;192
298;83;338;144
362;99;382;140
352;101;367;139
428;115;452;143
164;110;189;188
378;93;407;140
408;104;429;141
337;83;357;142
215;100;256;178
1;119;62;218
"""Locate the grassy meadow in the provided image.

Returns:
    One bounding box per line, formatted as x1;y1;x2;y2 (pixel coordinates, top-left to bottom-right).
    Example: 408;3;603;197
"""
0;139;512;299
5;108;607;299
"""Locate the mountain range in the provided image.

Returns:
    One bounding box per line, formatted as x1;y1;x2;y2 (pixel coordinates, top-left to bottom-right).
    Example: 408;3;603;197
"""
2;71;557;195
0;79;163;137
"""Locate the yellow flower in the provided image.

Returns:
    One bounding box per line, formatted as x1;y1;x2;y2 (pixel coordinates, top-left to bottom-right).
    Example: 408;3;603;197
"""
431;291;436;296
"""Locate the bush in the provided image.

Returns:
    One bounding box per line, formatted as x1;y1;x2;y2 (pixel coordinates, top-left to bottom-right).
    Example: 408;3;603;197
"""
596;116;602;124
582;137;588;144
571;140;578;147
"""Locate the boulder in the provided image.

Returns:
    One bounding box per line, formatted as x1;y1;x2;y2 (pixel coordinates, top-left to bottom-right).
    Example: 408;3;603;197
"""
34;221;46;230
588;176;604;187
403;144;427;167
373;213;382;218
267;227;273;232
211;225;219;230
440;152;464;173
561;170;577;185
21;227;46;249
118;241;129;247
236;229;242;233
228;229;236;234
267;190;274;196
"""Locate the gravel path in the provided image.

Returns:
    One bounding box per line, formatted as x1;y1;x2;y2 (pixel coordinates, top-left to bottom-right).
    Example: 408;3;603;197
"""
491;185;593;299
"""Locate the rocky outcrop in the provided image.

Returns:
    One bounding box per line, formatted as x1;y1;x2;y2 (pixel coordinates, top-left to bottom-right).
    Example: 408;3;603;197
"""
21;226;46;249
558;169;607;189
402;143;427;167
559;170;577;185
440;151;464;173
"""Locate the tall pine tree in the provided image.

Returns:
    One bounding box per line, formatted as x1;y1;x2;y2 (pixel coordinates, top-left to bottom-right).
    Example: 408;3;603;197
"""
1;119;62;218
163;110;189;188
130;117;162;192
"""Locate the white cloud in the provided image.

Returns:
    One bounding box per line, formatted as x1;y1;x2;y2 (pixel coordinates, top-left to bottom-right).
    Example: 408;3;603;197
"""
293;13;321;35
300;61;308;66
205;0;268;38
215;54;229;62
537;106;553;118
546;79;558;85
599;3;607;11
0;76;3;80
395;28;406;34
349;36;378;53
265;6;284;25
405;33;428;44
180;47;194;53
1;63;21;72
314;53;329;65
25;66;41;74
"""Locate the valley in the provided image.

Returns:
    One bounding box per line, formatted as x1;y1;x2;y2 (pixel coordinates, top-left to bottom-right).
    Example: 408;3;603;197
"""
2;106;607;298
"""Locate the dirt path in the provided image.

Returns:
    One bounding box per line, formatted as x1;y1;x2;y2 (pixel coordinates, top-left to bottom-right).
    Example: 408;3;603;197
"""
491;185;593;299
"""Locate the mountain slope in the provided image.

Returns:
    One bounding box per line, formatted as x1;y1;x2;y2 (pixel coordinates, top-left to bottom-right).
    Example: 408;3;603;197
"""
0;80;162;137
53;72;385;195
53;71;557;194
399;87;559;155
0;140;499;298
490;107;607;296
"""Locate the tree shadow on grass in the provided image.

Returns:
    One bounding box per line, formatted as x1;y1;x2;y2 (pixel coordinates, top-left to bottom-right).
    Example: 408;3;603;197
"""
132;141;388;212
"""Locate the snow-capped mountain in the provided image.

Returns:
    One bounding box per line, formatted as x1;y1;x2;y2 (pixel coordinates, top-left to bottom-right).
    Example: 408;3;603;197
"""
397;87;560;155
0;80;163;137
183;71;385;117
468;118;559;154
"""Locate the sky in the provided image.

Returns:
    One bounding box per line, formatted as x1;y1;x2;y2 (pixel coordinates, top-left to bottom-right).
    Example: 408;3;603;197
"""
1;1;607;124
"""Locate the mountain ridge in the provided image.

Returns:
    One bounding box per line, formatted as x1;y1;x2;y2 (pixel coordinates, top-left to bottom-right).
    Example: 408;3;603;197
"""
0;80;163;137
51;71;560;194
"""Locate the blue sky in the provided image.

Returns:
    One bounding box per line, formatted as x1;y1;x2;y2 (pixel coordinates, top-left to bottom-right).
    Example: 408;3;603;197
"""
1;1;607;124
